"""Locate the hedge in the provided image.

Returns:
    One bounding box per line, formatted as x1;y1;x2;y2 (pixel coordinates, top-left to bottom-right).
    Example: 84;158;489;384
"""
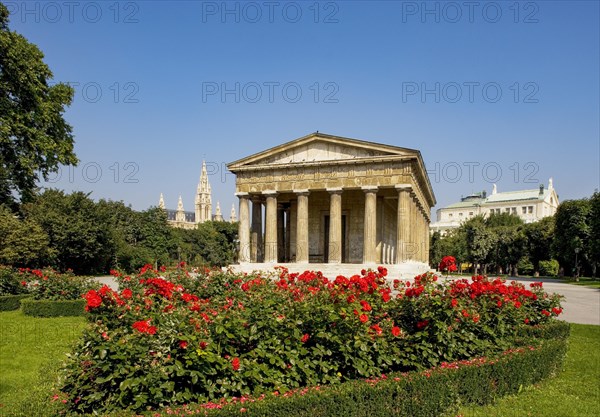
104;325;569;417
0;294;30;311
20;298;86;317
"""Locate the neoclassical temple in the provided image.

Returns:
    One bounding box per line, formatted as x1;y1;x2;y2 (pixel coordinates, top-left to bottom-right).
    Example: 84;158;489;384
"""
227;133;436;268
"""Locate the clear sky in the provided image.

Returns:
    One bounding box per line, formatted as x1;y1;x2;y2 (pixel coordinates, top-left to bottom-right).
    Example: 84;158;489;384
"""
6;0;599;216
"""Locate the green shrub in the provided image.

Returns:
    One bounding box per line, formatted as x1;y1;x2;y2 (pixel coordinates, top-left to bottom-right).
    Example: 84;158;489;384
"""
101;337;567;417
539;259;560;277
517;257;534;276
0;265;29;295
0;294;30;311
20;298;86;317
18;267;98;300
58;268;566;415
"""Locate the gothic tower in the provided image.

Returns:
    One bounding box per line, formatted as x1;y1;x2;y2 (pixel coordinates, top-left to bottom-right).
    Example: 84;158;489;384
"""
175;195;185;223
195;161;212;224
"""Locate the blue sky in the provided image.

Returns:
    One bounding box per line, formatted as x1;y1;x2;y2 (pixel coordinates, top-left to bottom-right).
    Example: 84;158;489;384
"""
6;0;599;215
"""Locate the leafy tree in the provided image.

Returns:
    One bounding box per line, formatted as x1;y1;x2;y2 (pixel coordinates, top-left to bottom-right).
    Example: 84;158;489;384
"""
484;213;525;276
485;212;524;228
489;226;525;276
523;216;555;275
552;199;591;277
22;189;114;274
139;207;176;268
0;204;52;266
429;229;467;271
0;3;77;207
461;215;495;274
173;221;238;267
589;192;600;277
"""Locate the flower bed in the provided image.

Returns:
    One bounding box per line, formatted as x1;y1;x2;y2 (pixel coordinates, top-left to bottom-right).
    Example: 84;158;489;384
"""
58;266;564;415
89;327;568;417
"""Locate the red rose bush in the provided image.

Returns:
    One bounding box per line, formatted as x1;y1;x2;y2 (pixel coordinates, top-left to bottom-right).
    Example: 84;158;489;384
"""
59;265;563;414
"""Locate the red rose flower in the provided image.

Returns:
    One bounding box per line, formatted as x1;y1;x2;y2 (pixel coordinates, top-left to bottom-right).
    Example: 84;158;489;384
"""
391;326;402;337
232;357;240;371
451;298;458;308
301;333;310;343
179;340;188;349
359;314;369;323
360;300;372;312
121;288;132;299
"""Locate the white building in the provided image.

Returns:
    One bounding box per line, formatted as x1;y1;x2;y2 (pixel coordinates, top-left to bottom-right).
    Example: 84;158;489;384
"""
430;179;559;234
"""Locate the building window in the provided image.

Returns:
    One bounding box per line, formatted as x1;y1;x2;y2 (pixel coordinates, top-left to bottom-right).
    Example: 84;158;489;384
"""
505;208;510;213
528;206;533;213
449;214;453;218
522;207;527;214
459;212;463;217
469;212;473;216
512;207;517;214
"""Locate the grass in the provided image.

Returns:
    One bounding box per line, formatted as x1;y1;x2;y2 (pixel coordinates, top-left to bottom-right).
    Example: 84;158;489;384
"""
0;310;598;417
0;309;85;416
458;324;600;417
560;277;600;289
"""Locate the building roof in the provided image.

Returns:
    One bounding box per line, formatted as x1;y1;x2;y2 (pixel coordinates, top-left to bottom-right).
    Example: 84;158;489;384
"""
485;189;548;204
443;188;550;210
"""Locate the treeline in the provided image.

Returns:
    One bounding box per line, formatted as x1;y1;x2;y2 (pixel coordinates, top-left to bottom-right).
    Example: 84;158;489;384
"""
430;192;600;278
0;189;238;275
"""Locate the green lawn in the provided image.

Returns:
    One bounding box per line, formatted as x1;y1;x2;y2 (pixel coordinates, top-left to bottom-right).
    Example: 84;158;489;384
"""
0;310;85;416
560;277;600;289
0;310;598;417
458;324;600;417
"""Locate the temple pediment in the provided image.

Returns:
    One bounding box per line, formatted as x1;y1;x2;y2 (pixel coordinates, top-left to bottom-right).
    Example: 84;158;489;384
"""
228;132;418;169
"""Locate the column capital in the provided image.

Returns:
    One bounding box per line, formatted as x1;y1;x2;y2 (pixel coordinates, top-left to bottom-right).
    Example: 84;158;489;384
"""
361;186;378;193
263;190;278;196
293;189;310;195
326;187;343;194
235;192;250;198
395;184;412;191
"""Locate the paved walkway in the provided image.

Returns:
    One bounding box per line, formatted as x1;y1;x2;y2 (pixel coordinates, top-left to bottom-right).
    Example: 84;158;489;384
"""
92;274;600;326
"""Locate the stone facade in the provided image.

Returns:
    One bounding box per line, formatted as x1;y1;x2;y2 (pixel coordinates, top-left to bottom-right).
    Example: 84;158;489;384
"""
430;179;559;235
160;161;236;229
227;133;436;266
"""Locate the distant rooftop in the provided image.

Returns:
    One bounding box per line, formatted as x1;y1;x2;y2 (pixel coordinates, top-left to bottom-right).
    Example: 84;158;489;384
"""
444;183;554;210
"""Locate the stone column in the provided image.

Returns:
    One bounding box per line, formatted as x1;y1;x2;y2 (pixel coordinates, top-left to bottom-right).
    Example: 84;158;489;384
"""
295;190;309;263
410;193;418;261
328;188;343;264
264;191;278;263
395;185;411;263
418;205;425;262
250;197;263;263
277;204;285;262
285;207;291;262
362;186;378;264
424;213;430;266
237;193;250;263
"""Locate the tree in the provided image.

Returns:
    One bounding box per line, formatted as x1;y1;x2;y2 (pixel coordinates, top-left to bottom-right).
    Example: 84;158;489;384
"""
485;213;525;276
523;216;555;276
0;3;77;207
589;192;600;277
0;204;52;266
22;189;114;274
552;199;591;277
138;207;176;268
429;229;467;271
462;215;495;274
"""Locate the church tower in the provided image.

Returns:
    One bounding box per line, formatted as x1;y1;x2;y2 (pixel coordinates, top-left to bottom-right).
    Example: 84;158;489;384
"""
175;195;186;223
195;161;212;224
213;201;224;221
230;203;237;223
